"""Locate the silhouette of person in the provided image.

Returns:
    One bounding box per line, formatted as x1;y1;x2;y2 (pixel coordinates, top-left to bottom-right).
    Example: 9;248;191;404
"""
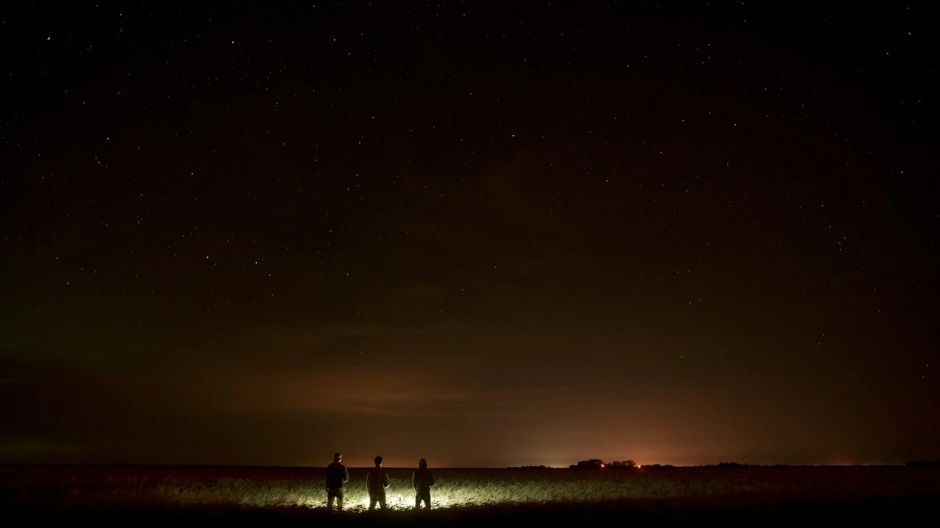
325;452;350;511
412;458;434;509
366;455;390;510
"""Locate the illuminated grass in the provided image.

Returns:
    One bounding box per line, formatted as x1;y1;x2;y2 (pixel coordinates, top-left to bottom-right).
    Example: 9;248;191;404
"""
3;465;939;515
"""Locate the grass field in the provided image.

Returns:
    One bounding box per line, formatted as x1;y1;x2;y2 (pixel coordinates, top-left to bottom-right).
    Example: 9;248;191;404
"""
2;464;938;525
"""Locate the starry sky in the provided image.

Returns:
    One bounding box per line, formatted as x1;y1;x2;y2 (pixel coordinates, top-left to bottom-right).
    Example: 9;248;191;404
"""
1;2;938;469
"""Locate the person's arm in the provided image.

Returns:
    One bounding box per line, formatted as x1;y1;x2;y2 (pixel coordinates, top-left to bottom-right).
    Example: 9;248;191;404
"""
383;469;390;487
343;466;349;484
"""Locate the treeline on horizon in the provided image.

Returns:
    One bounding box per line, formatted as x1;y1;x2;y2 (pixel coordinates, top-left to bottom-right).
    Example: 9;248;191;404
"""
505;459;940;470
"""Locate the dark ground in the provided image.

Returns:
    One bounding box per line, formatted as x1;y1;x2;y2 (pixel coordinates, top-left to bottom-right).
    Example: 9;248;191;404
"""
3;495;937;526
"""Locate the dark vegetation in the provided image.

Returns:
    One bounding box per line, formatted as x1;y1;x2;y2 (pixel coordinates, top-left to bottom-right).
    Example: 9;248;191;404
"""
3;495;938;526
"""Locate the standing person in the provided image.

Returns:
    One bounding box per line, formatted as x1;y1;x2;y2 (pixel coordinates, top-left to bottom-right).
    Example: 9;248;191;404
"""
325;452;350;511
412;458;434;509
366;455;390;510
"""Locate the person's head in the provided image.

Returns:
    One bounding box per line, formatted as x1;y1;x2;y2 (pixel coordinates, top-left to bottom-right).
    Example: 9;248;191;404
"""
374;455;383;466
333;452;342;462
418;458;427;470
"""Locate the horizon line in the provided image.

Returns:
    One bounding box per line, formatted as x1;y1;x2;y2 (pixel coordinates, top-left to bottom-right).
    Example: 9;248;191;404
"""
1;461;927;469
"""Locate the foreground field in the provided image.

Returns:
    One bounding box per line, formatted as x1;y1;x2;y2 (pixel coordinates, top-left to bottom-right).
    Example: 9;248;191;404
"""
2;465;939;525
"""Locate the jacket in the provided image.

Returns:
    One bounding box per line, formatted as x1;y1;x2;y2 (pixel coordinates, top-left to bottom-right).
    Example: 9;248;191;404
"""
325;461;349;490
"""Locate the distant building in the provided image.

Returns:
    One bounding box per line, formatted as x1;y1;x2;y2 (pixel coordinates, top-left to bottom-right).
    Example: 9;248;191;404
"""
571;459;605;469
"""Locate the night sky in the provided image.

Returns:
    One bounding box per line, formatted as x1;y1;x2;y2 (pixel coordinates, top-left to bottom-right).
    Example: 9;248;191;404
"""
2;2;938;469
